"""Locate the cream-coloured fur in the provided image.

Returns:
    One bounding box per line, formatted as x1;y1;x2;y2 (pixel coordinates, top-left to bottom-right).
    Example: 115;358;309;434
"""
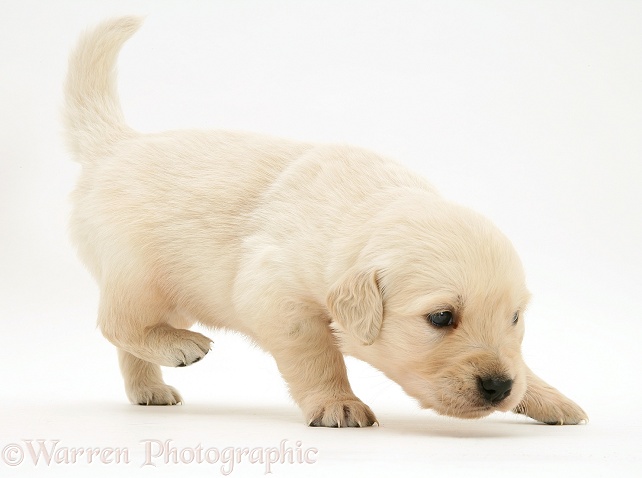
65;17;587;427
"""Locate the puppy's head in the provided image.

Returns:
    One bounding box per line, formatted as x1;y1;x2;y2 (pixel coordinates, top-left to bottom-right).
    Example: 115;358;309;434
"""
327;195;530;419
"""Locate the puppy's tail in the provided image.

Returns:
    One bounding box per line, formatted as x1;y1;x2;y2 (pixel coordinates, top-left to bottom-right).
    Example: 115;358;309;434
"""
64;16;142;163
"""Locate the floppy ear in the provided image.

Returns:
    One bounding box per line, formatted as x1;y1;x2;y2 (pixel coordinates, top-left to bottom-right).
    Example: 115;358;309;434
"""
326;268;383;345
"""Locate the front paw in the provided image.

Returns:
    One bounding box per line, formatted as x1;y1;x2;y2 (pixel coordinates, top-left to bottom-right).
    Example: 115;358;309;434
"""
514;388;588;425
307;399;378;428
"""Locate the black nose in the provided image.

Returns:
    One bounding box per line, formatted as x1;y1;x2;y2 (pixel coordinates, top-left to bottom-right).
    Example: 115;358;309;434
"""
478;377;513;403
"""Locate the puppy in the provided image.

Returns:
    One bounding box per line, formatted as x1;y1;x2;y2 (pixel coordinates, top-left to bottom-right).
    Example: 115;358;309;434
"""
65;17;587;427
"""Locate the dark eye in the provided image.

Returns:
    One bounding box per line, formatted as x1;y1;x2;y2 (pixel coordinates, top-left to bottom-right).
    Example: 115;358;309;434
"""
512;312;519;324
428;311;454;327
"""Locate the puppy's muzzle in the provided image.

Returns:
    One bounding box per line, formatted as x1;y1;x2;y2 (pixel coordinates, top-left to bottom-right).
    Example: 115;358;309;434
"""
478;376;513;404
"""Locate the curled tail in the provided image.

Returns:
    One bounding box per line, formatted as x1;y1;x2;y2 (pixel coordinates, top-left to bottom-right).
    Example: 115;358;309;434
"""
64;16;143;163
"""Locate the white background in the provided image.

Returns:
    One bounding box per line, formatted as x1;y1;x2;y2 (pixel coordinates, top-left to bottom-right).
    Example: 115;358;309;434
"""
1;1;641;477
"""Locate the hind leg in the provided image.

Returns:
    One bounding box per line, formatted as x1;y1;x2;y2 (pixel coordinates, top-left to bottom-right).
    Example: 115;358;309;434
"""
99;278;212;367
119;348;182;405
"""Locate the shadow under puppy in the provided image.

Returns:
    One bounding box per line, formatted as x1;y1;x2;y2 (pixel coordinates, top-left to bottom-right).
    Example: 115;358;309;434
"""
65;17;587;427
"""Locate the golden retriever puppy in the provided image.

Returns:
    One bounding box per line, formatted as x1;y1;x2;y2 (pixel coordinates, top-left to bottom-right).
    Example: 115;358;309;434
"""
65;17;587;427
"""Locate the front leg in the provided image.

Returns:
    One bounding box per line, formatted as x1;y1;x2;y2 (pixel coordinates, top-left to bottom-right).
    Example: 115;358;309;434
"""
514;366;588;425
261;311;377;427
